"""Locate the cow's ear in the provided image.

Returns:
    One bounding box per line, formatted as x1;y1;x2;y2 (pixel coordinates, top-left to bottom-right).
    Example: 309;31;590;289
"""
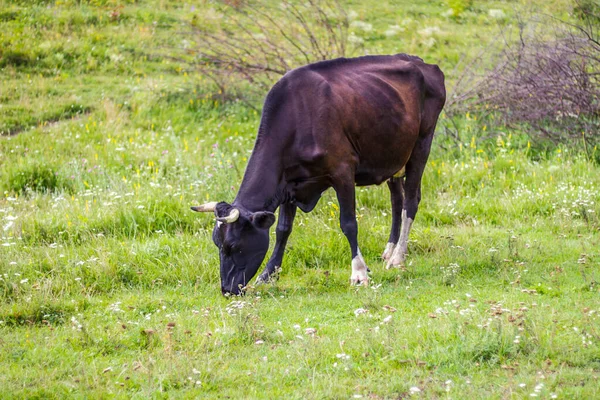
250;211;276;229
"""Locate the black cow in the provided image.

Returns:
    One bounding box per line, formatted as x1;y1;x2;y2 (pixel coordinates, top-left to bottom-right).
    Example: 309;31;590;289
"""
193;54;446;295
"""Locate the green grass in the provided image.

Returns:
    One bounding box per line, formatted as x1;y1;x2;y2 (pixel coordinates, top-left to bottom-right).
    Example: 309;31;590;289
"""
1;0;600;398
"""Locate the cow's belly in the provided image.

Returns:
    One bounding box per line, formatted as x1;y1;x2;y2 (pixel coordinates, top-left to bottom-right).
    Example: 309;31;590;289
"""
354;145;412;186
354;166;401;186
349;122;418;187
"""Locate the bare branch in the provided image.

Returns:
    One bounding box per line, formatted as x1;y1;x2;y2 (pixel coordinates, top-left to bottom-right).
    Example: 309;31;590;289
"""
177;0;353;104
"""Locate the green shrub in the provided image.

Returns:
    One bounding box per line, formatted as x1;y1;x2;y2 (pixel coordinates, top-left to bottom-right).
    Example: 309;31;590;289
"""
0;49;33;67
4;163;73;194
447;0;473;17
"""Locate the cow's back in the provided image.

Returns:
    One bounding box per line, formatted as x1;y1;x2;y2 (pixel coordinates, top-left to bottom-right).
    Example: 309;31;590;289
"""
259;55;445;189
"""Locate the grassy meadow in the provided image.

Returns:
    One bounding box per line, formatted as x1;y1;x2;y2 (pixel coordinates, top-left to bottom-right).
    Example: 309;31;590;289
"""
1;0;599;398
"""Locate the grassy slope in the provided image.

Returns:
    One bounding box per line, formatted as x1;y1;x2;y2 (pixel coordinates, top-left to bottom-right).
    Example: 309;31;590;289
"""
1;0;599;398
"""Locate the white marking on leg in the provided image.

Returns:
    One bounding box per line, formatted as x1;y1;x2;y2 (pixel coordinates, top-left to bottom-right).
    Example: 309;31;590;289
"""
350;248;369;286
382;242;395;261
386;209;413;269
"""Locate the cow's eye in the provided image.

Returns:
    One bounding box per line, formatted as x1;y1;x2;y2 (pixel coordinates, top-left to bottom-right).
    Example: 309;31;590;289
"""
222;242;232;255
222;242;239;256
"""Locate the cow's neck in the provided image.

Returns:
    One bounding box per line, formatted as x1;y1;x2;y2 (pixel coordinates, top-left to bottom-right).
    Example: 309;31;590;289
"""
233;145;284;213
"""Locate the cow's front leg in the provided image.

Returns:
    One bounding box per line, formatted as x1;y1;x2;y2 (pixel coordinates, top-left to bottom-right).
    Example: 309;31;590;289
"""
257;202;297;283
334;180;369;286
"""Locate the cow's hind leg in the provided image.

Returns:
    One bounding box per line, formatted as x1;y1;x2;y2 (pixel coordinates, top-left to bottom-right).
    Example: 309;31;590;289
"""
387;134;434;268
257;202;297;283
382;174;405;262
334;173;369;285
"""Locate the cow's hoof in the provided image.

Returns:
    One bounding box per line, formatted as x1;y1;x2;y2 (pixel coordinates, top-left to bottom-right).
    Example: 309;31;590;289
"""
256;267;280;284
351;255;369;286
350;273;369;286
382;242;395;261
386;264;407;272
385;257;406;270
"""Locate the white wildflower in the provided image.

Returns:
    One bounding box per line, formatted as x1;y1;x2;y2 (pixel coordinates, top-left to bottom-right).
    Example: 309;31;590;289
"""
348;32;364;45
488;9;506;19
304;327;317;336
385;24;403;37
350;20;373;32
2;221;13;232
354;308;368;316
417;26;440;37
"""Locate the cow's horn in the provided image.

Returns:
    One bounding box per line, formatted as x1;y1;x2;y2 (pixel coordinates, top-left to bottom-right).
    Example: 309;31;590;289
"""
216;208;240;223
191;201;218;212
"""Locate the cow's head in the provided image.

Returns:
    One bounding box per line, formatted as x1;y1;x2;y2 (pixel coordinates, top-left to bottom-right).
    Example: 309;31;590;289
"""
191;201;275;295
